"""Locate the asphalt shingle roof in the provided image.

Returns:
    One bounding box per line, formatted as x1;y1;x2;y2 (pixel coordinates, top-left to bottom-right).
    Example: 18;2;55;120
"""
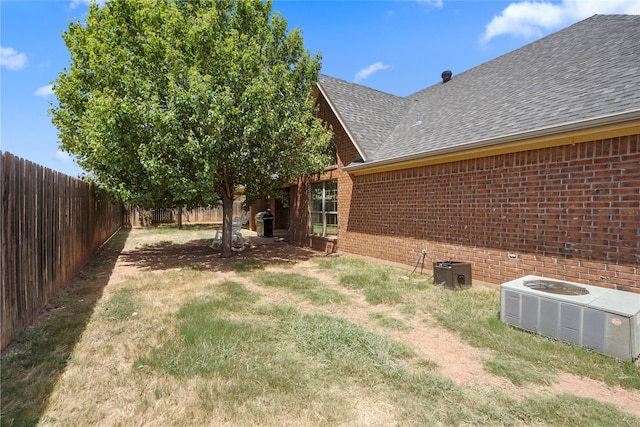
317;15;640;166
316;75;411;160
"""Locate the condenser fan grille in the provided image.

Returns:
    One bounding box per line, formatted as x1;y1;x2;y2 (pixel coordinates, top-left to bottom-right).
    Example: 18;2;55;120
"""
523;280;590;295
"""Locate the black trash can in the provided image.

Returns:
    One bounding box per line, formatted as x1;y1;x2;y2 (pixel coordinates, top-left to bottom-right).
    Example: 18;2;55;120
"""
433;261;472;290
262;209;273;238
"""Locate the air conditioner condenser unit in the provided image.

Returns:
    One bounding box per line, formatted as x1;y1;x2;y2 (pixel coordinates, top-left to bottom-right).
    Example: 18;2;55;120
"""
500;275;640;361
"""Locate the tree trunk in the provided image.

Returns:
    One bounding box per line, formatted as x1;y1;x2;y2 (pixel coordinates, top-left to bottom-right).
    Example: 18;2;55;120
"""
177;207;183;229
220;191;234;258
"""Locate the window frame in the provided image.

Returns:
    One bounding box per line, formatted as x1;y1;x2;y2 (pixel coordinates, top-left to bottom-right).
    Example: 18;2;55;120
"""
310;180;338;237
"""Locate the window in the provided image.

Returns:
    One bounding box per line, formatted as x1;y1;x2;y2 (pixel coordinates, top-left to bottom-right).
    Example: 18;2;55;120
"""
310;180;337;237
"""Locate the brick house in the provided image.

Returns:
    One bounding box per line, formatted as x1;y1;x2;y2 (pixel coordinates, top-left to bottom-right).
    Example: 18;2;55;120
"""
282;15;639;292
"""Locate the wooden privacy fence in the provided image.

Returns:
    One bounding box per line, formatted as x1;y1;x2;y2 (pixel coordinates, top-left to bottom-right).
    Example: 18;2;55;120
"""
127;201;247;227
1;152;124;350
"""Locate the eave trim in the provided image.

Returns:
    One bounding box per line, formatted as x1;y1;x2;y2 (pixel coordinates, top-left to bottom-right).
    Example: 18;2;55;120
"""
344;111;640;175
316;81;369;162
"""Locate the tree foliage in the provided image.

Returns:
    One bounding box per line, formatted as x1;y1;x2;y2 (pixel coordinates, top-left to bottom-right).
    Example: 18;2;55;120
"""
51;0;332;255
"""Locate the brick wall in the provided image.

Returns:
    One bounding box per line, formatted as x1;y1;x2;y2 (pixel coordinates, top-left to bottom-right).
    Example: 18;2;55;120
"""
289;92;640;292
342;136;640;292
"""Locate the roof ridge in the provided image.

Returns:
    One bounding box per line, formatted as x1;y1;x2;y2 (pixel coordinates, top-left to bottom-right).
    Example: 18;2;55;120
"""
318;74;407;100
317;75;413;160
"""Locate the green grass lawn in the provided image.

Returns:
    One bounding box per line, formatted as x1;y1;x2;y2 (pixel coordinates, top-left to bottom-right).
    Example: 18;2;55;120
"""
2;226;639;427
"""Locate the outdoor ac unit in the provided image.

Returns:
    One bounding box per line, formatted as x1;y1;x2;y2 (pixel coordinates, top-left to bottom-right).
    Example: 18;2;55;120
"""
500;275;640;361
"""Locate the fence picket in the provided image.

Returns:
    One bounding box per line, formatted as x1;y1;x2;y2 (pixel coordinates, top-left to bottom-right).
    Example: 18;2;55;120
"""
127;202;246;227
1;152;124;350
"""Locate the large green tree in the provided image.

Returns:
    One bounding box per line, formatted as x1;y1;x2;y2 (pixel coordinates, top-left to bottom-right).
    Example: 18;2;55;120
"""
51;0;332;256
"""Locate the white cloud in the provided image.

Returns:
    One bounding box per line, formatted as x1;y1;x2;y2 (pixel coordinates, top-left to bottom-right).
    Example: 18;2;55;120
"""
55;150;71;162
354;62;391;83
482;0;640;42
1;46;27;70
34;85;54;97
417;0;444;9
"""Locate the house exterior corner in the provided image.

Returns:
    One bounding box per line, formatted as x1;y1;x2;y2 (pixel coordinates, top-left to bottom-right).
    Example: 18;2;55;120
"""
288;95;640;293
287;16;639;292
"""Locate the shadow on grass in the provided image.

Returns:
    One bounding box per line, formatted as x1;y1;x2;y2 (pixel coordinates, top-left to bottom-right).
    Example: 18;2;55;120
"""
118;238;321;272
0;229;129;427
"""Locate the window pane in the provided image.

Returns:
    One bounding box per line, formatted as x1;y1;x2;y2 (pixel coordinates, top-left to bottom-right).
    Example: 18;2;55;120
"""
324;198;337;213
311;199;323;213
326;213;338;236
311;182;324;212
311;212;323;234
324;181;337;212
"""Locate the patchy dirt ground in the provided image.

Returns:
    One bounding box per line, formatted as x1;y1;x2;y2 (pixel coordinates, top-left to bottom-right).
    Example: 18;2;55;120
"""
11;226;634;427
102;230;640;419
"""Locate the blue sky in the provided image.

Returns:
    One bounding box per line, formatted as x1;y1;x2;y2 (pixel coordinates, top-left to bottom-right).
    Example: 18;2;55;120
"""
2;0;638;177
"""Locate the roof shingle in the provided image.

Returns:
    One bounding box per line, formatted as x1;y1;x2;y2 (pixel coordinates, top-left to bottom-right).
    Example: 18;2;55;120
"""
317;15;640;166
316;75;411;160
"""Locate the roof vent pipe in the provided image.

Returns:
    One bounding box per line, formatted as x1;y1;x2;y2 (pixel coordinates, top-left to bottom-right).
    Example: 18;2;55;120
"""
441;70;452;83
